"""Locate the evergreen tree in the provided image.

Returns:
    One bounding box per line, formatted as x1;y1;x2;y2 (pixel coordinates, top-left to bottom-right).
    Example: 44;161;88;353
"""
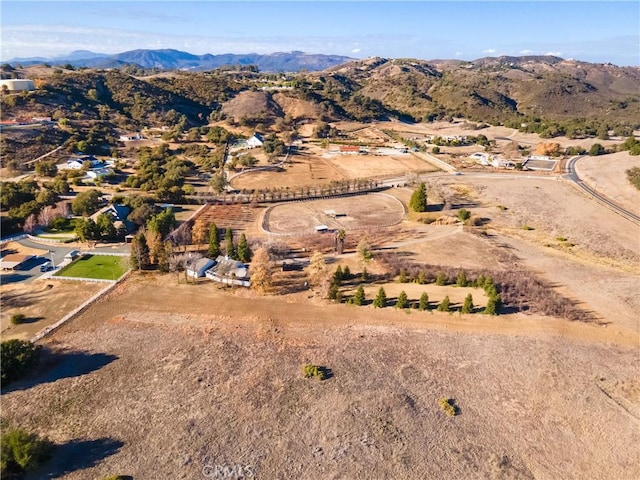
373;287;387;308
352;285;365;306
237;233;251;262
436;271;446;286
208;223;220;258
437;295;451;312
396;290;408;309
409;182;427;212
224;227;235;259
419;292;429;311
456;271;467;287
461;293;474;314
416;271;426;284
343;265;351;280
484;294;501;315
334;265;344;283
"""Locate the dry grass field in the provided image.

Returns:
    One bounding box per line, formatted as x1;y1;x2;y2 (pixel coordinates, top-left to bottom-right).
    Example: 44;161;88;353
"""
2;119;639;479
2;273;638;480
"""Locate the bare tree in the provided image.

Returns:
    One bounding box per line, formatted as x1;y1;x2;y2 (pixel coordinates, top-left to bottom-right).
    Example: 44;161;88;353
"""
23;214;39;233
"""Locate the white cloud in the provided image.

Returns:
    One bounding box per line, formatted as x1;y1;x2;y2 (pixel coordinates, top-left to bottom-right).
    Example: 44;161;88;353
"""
455;51;463;57
545;51;562;56
483;48;496;54
519;49;534;55
351;48;361;53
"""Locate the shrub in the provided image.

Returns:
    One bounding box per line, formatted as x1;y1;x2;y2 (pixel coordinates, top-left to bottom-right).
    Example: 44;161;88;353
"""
1;428;54;476
302;364;328;381
10;313;26;325
1;340;41;388
437;398;459;417
435;271;446;286
457;208;471;222
521;225;534;231
456;271;467;287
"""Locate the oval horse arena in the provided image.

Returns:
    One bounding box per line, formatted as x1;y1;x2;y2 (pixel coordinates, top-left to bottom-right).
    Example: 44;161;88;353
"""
263;193;406;235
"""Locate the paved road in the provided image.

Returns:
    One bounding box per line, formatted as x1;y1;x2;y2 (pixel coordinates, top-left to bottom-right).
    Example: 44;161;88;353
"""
566;155;640;225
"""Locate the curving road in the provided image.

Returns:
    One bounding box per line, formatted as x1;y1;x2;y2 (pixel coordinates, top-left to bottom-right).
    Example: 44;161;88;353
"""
566;155;640;225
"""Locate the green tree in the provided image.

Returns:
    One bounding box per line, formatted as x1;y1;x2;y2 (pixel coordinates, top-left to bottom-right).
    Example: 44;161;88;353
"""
35;160;58;177
410;182;428;212
396;290;408;309
398;268;408;283
484;294;501;315
328;282;340;300
373;287;387;308
333;265;344;284
456;271;467;287
71;189;102;216
74;218;101;243
146;208;176;238
96;213;117;240
208;223;220;257
0;339;41;387
589;143;605;156
210;172;228;193
436;271;446;286
418;292;429;311
461;293;474;314
343;265;351;280
237;233;251;262
352;285;365;306
416;271;426;284
437;295;451;312
224;227;236;259
1;428;54;476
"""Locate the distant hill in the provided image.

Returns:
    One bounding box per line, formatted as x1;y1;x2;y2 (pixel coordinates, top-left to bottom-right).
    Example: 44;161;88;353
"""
6;49;355;73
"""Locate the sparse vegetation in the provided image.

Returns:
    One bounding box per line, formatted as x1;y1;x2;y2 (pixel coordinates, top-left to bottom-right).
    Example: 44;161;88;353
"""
626;166;640;190
302;364;329;381
437;398;459;417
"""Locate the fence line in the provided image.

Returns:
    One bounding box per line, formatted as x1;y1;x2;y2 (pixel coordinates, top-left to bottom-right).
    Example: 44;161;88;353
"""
30;270;132;343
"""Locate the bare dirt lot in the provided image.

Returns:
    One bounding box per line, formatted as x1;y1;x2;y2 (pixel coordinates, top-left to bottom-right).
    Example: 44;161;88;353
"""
2;274;638;480
265;193;405;234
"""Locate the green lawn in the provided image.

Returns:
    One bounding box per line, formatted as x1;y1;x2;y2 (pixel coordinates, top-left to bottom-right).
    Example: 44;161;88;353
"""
55;254;129;280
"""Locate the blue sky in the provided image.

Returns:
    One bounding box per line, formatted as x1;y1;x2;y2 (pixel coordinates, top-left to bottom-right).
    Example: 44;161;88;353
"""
2;1;639;65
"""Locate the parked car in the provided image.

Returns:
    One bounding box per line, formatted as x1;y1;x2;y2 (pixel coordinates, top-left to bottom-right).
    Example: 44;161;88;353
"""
40;262;53;272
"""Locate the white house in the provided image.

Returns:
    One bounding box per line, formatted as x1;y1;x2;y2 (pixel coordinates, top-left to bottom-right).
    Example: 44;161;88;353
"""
246;133;264;148
186;258;216;278
205;256;250;286
58;156;103;170
0;79;35;92
119;133;142;141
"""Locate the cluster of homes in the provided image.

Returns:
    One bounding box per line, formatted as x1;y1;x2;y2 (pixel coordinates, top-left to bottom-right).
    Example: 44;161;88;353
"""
468;152;554;170
57;155;114;181
185;255;251;287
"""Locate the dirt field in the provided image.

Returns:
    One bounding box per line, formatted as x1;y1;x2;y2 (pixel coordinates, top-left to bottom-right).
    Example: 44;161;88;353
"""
2;274;638;479
265;193;405;234
575;151;639;216
0;279;105;341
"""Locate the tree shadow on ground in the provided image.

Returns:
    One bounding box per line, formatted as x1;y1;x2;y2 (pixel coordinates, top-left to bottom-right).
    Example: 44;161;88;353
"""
3;349;118;393
27;438;125;480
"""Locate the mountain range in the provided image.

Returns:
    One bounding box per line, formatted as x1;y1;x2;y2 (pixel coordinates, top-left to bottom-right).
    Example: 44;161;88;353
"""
6;49;356;72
